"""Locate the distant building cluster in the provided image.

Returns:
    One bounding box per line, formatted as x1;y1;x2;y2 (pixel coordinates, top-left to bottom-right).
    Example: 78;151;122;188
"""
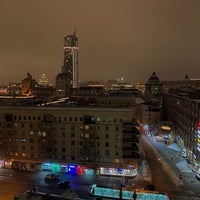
0;32;200;177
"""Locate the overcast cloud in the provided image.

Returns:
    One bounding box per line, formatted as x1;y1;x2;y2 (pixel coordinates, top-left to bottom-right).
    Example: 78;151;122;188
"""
0;0;200;85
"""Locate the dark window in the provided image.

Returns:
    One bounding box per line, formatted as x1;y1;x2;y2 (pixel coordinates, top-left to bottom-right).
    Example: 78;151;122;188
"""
105;142;109;147
6;114;13;122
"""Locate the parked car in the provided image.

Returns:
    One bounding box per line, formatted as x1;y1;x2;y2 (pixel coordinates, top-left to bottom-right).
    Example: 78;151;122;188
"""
144;183;155;191
195;173;200;180
58;181;71;189
45;173;59;181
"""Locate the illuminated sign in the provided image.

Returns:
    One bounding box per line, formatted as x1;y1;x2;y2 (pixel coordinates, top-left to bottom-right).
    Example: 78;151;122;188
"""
67;164;77;174
161;126;171;131
90;184;170;200
52;163;61;172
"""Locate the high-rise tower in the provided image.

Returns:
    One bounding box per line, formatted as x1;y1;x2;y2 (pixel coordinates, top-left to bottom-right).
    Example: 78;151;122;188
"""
56;32;79;96
62;32;79;89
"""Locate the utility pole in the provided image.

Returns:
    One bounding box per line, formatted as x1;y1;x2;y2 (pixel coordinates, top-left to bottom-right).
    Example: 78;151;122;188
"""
190;180;193;191
119;187;122;199
133;188;137;200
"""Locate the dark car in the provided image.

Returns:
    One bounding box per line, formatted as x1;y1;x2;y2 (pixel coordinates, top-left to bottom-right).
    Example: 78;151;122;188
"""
45;173;59;181
58;181;71;189
144;183;155;191
195;173;200;180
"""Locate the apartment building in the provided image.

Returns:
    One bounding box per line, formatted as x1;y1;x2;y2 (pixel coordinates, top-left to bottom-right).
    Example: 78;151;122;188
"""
0;105;140;171
163;92;200;170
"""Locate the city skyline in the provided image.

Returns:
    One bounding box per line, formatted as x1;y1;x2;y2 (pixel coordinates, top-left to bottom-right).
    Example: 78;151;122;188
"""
1;0;200;85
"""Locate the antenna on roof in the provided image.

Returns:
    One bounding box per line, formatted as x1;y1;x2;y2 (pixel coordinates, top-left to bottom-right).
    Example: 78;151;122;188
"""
74;27;76;36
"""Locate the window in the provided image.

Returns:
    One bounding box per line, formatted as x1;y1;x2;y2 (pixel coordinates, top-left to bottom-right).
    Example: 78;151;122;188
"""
62;147;66;152
30;138;34;143
21;145;26;150
105;142;109;147
22;153;26;157
115;142;120;147
115;134;120;139
71;156;75;160
71;132;75;137
30;131;34;135
105;150;109;156
105;133;109;139
97;117;101;122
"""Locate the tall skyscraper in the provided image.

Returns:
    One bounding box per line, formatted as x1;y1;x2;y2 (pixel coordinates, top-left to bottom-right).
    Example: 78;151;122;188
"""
56;32;79;96
62;32;79;89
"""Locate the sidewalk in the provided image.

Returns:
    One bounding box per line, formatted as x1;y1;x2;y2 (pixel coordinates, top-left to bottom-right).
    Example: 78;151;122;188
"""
142;135;200;195
166;143;196;173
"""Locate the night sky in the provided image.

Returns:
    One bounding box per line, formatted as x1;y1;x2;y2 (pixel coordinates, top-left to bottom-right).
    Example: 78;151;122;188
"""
1;0;200;85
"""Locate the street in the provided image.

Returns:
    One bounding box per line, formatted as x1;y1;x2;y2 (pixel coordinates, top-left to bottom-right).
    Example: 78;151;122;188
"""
0;168;134;200
0;134;200;200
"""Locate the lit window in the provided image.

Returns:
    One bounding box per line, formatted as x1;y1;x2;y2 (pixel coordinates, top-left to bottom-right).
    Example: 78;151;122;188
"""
21;138;26;142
